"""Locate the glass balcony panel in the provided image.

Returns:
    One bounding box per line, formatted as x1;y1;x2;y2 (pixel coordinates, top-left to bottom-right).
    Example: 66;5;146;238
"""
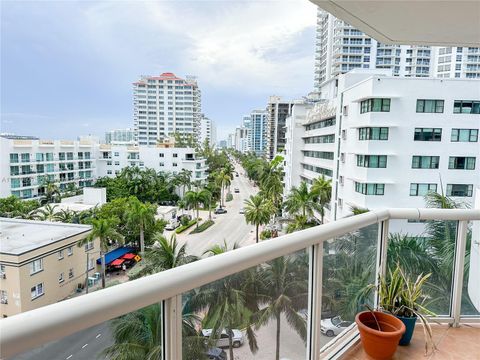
387;219;457;316
182;249;309;360
321;223;378;348
462;220;480;316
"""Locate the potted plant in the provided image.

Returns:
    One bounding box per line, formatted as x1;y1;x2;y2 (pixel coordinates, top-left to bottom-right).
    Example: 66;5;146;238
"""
355;307;405;360
375;264;436;353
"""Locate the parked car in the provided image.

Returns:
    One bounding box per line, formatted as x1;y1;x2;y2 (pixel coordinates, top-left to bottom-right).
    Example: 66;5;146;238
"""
202;329;244;348
205;347;227;360
239;207;245;214
214;208;227;214
321;316;353;337
177;214;192;222
234;188;240;193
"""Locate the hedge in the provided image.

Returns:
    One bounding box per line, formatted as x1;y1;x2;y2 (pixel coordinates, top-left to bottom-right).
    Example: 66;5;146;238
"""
190;220;215;234
175;219;198;234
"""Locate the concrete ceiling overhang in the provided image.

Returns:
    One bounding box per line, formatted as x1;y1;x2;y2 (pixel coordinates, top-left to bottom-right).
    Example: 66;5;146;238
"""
310;0;480;46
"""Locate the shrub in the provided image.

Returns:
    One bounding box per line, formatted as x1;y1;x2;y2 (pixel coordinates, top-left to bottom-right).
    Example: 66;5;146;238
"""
226;193;233;202
260;229;273;240
175;219;198;234
190;220;214;234
180;216;190;226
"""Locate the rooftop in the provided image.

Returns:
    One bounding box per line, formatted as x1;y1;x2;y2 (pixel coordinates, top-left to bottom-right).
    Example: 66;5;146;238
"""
0;218;91;256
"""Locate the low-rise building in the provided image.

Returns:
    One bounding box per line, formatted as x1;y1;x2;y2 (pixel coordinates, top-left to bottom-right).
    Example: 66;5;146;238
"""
0;218;97;317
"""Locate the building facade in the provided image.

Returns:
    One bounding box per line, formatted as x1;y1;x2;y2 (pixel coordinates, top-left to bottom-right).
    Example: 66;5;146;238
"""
250;110;268;157
266;96;294;160
234;126;249;153
0;136;96;200
434;46;480;79
199;115;217;146
0;219;97;317
105;128;135;145
133;73;201;146
285;71;480;223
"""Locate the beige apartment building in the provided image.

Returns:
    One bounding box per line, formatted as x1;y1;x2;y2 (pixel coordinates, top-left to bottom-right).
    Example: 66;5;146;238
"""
0;218;97;317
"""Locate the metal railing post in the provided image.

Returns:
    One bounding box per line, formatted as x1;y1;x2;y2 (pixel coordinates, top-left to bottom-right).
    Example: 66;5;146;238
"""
452;220;468;327
162;295;182;360
307;243;324;360
374;220;389;309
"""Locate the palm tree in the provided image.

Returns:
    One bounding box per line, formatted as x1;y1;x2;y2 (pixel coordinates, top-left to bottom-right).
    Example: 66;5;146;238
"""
175;169;192;197
244;195;274;243
54;209;77;223
184;190;203;228
41;180;61;204
283;182;321;219
202;240;239;256
32;204;58;221
79;218;123;288
259;156;284;215
216;170;232;208
311;175;332;224
130;233;198;279
125;197;156;254
199;189;213;221
255;255;308;360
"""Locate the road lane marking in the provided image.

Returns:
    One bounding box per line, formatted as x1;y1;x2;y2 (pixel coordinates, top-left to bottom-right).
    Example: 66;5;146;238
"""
96;333;102;339
82;343;88;349
66;355;73;359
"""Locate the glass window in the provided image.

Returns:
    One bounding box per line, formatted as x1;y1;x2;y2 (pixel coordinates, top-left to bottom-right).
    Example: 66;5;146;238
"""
409;183;437;196
451;129;478;142
68;268;74;278
416;99;444;113
414;128;442;141
31;283;44;299
10;166;19;176
355;182;385;195
356;155;387;168
360;98;391;113
453;100;480;114
446;184;473;197
30;259;43;275
59;273;64;283
358;127;389;140
10;153;19;163
412;156;440;169
58;250;64;259
67;247;73;256
21;153;30;163
448;157;476;170
11;178;20;189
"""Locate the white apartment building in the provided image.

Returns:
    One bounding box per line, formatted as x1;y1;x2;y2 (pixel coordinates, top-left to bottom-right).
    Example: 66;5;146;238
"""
234;126;249;153
0;136;96;200
285;71;480;224
242;115;253;152
266;96;294;160
96;145;208;182
133;73;201;146
105;128;135;145
199;115;217;146
314;9;480;90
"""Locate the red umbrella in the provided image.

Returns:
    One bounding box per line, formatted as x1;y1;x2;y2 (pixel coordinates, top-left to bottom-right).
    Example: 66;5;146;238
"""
122;253;136;260
111;259;125;266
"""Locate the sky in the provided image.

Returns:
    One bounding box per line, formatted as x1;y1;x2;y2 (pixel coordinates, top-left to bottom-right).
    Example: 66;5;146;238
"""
1;0;317;141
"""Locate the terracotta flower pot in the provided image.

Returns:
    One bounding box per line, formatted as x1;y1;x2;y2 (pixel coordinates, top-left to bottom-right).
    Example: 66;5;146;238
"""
355;311;406;360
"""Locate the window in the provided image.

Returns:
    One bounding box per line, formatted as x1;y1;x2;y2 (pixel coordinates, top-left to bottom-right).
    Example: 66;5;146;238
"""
356;155;387;168
159;153;164;158
446;184;473;197
453;100;480;114
451;129;478;142
115;161;120;166
88;258;95;271
360;98;391;113
84;241;94;251
0;265;5;279
304;134;335;144
414;128;442;141
31;283;44;299
412;156;440;169
448;157;476;170
67;247;73;256
29;259;43;275
21;153;30;163
355;182;385;195
302;151;334;160
172;163;178;167
10;153;19;163
114;152;120;156
58;250;64;259
410;183;437;196
68;268;74;279
304;117;336;130
159;162;164;167
358;127;388;140
302;164;333;177
59;272;64;283
416;99;444;113
0;290;7;304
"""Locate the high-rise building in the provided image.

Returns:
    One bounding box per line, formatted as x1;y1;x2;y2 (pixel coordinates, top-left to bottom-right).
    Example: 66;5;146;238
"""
266;96;294;160
314;9;480;89
234;126;249;153
133;73;201;146
285;70;480;223
105;128;134;145
199;115;216;146
242;115;253;152
250;110;268;157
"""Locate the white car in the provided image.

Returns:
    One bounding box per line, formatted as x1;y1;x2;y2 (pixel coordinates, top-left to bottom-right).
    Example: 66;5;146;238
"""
201;329;244;348
320;316;353;337
239;207;245;214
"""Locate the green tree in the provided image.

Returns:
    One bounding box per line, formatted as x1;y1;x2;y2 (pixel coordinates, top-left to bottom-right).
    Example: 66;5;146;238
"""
311;175;332;224
199;189;213;221
32;204;58;221
256;256;308;360
184;190;203;228
79;218;124;288
41;180;61;204
216;170;232;208
283;182;321;218
125;197;156;254
54;209;77;223
244;195;274;243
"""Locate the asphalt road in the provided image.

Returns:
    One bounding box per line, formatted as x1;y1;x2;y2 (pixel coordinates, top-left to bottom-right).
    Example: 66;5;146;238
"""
10;321;112;360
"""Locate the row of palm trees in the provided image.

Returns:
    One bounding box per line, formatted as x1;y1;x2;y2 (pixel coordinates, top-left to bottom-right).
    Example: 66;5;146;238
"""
104;234;308;360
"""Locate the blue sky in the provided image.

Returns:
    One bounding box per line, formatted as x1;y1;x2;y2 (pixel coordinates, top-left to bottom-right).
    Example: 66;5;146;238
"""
1;0;317;141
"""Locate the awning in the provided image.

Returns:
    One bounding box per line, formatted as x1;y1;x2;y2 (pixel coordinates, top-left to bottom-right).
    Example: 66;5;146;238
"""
110;259;125;266
122;253;136;260
97;247;135;265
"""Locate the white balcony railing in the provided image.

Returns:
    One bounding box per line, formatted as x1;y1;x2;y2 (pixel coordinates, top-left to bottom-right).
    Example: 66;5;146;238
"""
0;208;479;359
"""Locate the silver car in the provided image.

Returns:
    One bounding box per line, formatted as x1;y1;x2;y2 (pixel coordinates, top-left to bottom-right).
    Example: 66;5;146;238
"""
320;316;353;337
201;329;244;348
